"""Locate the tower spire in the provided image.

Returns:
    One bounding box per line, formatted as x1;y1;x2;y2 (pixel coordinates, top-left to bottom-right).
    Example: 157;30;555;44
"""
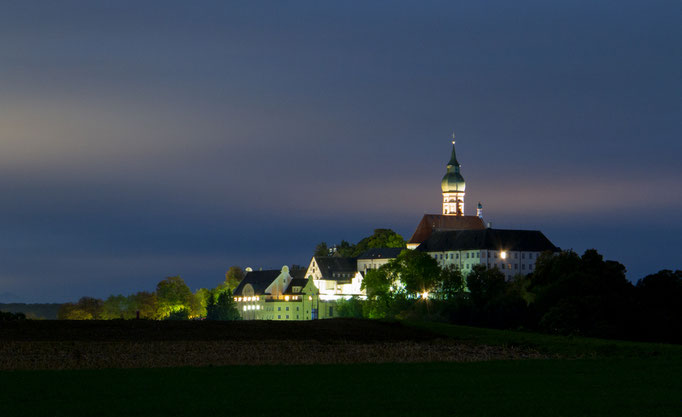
448;134;460;167
441;134;466;216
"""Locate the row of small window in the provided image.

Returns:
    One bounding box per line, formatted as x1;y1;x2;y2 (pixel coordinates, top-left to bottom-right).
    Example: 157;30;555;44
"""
438;262;536;272
434;252;537;260
276;306;300;312
243;305;261;311
235;296;258;302
494;263;534;271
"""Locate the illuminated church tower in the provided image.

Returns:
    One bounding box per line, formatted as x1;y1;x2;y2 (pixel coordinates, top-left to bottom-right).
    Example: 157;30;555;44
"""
441;139;466;215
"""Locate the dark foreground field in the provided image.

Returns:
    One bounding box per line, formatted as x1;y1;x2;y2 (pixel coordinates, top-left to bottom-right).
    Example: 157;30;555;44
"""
2;359;681;417
0;319;543;369
2;319;681;417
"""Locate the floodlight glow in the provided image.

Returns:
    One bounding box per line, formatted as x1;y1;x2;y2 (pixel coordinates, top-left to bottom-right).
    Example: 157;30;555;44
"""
422;291;429;299
500;251;507;260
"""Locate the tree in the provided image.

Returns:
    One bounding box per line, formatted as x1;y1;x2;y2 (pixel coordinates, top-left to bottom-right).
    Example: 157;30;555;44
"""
205;289;240;320
221;266;244;292
102;294;130;320
466;265;507;309
334;240;355;257
193;288;212;318
361;267;392;299
528;249;633;338
128;291;158;319
352;229;406;257
165;308;191;320
0;311;26;321
385;250;440;296
314;242;329;257
156;276;195;318
633;270;682;343
336;296;365;318
436;264;466;300
314;229;407;259
57;297;103;320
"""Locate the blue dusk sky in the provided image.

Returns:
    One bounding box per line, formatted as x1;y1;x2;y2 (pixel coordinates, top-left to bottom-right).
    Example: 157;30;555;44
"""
0;1;680;302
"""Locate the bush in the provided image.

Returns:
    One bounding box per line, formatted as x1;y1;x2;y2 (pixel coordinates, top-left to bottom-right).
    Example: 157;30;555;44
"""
165;308;191;321
0;311;26;321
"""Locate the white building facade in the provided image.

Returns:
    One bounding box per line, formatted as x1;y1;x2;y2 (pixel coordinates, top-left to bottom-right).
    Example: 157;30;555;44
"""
416;229;559;280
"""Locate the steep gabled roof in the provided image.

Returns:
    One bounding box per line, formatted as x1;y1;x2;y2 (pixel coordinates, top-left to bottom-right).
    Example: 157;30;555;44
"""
408;214;485;245
415;229;558;253
233;270;281;296
357;247;404;260
314;257;357;281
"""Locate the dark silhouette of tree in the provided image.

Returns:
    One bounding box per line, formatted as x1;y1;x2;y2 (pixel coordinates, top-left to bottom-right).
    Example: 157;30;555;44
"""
313;229;406;258
314;242;329;257
437;264;466;300
351;229;406;257
205;289;240;320
633;270;682;343
57;297;104;320
529;249;633;338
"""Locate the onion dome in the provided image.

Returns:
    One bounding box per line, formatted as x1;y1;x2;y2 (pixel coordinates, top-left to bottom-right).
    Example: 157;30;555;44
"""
441;142;466;193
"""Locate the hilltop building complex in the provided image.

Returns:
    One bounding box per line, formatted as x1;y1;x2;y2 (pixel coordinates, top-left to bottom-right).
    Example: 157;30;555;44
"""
233;137;558;319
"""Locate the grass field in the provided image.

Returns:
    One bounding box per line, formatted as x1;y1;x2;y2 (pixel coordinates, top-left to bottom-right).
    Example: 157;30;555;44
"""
2;359;680;417
2;320;681;416
408;321;682;358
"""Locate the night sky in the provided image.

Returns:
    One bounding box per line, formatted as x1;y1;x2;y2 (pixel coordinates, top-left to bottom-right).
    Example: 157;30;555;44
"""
1;1;680;302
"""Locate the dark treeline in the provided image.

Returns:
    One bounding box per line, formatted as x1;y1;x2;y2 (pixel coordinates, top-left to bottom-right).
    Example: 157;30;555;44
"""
339;249;681;344
0;303;62;320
